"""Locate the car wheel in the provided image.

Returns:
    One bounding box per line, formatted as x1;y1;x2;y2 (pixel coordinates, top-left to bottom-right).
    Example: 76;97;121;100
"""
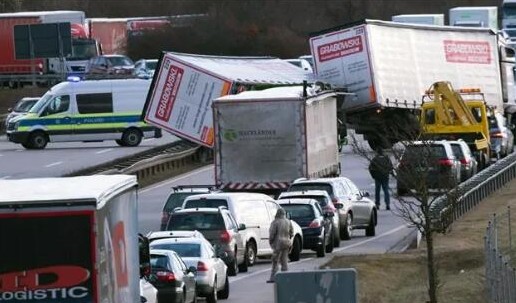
288;235;301;262
325;230;334;253
121;128;142;147
365;213;376;237
340;214;353;240
29;131;48;149
217;275;230;299
227;258;237;276
115;139;125;146
316;236;326;258
245;241;257;266
21;142;33;149
333;225;340;247
238;252;248;273
205;277;217;303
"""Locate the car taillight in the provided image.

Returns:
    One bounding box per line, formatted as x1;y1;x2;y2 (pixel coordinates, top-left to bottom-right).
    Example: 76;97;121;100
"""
490;131;505;138
197;261;209;272
220;230;231;243
156;271;176;282
460;159;469;165
308;219;321;228
161;212;170;226
438;158;454;166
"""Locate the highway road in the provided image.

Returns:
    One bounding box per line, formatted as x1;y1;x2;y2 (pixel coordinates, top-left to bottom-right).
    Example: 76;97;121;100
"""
138;147;414;303
0;132;179;179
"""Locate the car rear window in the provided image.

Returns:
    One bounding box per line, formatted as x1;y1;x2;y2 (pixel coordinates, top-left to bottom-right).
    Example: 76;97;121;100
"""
151;243;201;258
405;145;447;159
150;254;169;270
288;183;334;196
183;199;228;209
280;195;328;207
167;213;225;230
450;144;464;159
164;192;204;211
281;204;314;221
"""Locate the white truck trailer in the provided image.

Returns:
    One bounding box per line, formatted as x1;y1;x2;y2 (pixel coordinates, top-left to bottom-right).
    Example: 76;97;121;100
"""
309;19;515;149
449;6;498;31
391;14;444;26
212;85;340;196
142;52;307;148
0;175;148;303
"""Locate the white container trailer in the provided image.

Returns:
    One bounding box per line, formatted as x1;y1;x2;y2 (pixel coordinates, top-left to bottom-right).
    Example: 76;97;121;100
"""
213;86;340;195
449;6;498;31
143;52;307;148
309;20;512;149
392;14;444;26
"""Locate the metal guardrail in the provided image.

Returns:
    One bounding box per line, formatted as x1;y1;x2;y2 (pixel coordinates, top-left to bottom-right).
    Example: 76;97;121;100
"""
431;152;516;227
485;208;516;303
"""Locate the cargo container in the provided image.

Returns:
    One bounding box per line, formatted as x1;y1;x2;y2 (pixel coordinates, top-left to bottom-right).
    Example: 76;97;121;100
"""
0;175;146;303
309;20;515;149
391;14;445;26
0;11;101;87
143;52;308;147
449;6;498;30
212;86;340;195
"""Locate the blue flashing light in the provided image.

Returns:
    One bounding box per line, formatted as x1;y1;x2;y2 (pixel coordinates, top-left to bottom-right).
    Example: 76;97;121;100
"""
67;76;81;82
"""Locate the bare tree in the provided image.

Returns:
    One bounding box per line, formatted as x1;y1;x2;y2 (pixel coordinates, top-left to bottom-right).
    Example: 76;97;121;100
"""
350;126;464;303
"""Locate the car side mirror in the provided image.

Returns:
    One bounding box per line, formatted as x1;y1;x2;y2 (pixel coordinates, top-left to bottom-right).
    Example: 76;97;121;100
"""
7;107;12;112
238;223;246;231
361;191;370;198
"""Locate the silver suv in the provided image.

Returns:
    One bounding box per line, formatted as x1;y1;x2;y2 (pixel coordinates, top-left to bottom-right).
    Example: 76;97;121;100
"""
164;207;247;276
288;177;377;239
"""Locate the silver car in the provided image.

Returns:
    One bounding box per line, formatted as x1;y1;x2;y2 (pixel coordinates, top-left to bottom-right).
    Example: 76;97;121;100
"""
449;140;478;182
150;236;229;302
288;177;378;239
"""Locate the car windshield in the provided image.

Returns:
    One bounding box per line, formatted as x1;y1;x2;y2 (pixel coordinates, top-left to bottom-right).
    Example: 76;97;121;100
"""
108;56;133;66
14;99;38;112
151;243;201;257
167;213;225;230
28;94;52;114
147;60;158;70
289;183;334;196
183;199;228;209
281;204;314;220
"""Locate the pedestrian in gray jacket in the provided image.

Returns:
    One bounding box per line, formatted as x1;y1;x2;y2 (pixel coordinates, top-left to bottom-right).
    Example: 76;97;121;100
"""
267;208;293;283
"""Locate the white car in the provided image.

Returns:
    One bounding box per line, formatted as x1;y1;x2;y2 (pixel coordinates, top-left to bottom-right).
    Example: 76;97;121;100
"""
149;233;230;301
134;58;158;79
140;277;158;303
284;58;313;74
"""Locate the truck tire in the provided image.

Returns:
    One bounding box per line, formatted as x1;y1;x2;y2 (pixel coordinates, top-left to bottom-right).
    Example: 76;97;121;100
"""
121;128;142;147
28;131;48;149
115;139;125;146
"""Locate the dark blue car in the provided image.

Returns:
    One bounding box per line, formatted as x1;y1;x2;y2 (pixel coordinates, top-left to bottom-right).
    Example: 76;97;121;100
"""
278;198;334;258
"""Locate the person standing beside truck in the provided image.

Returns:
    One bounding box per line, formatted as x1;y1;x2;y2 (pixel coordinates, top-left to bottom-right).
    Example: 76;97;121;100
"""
368;148;393;210
267;208;293;283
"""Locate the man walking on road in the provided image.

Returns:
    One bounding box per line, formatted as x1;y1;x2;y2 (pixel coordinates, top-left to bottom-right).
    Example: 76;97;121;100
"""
369;148;393;210
267;208;293;283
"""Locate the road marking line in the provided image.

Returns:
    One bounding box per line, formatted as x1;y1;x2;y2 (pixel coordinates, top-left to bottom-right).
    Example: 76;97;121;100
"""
45;161;63;168
95;148;113;154
140;165;214;193
230;224;410;283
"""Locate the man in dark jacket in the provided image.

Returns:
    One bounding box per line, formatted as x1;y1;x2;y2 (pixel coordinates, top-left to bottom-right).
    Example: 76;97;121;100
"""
369;148;393;210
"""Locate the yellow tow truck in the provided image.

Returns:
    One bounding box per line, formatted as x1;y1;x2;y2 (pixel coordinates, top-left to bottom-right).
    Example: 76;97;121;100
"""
419;81;493;170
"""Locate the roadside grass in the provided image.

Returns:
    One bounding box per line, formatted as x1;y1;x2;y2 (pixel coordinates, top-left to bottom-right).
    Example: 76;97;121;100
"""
324;180;516;303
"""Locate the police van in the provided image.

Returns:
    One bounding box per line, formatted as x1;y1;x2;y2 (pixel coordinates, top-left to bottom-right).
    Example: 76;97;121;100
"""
6;78;161;149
